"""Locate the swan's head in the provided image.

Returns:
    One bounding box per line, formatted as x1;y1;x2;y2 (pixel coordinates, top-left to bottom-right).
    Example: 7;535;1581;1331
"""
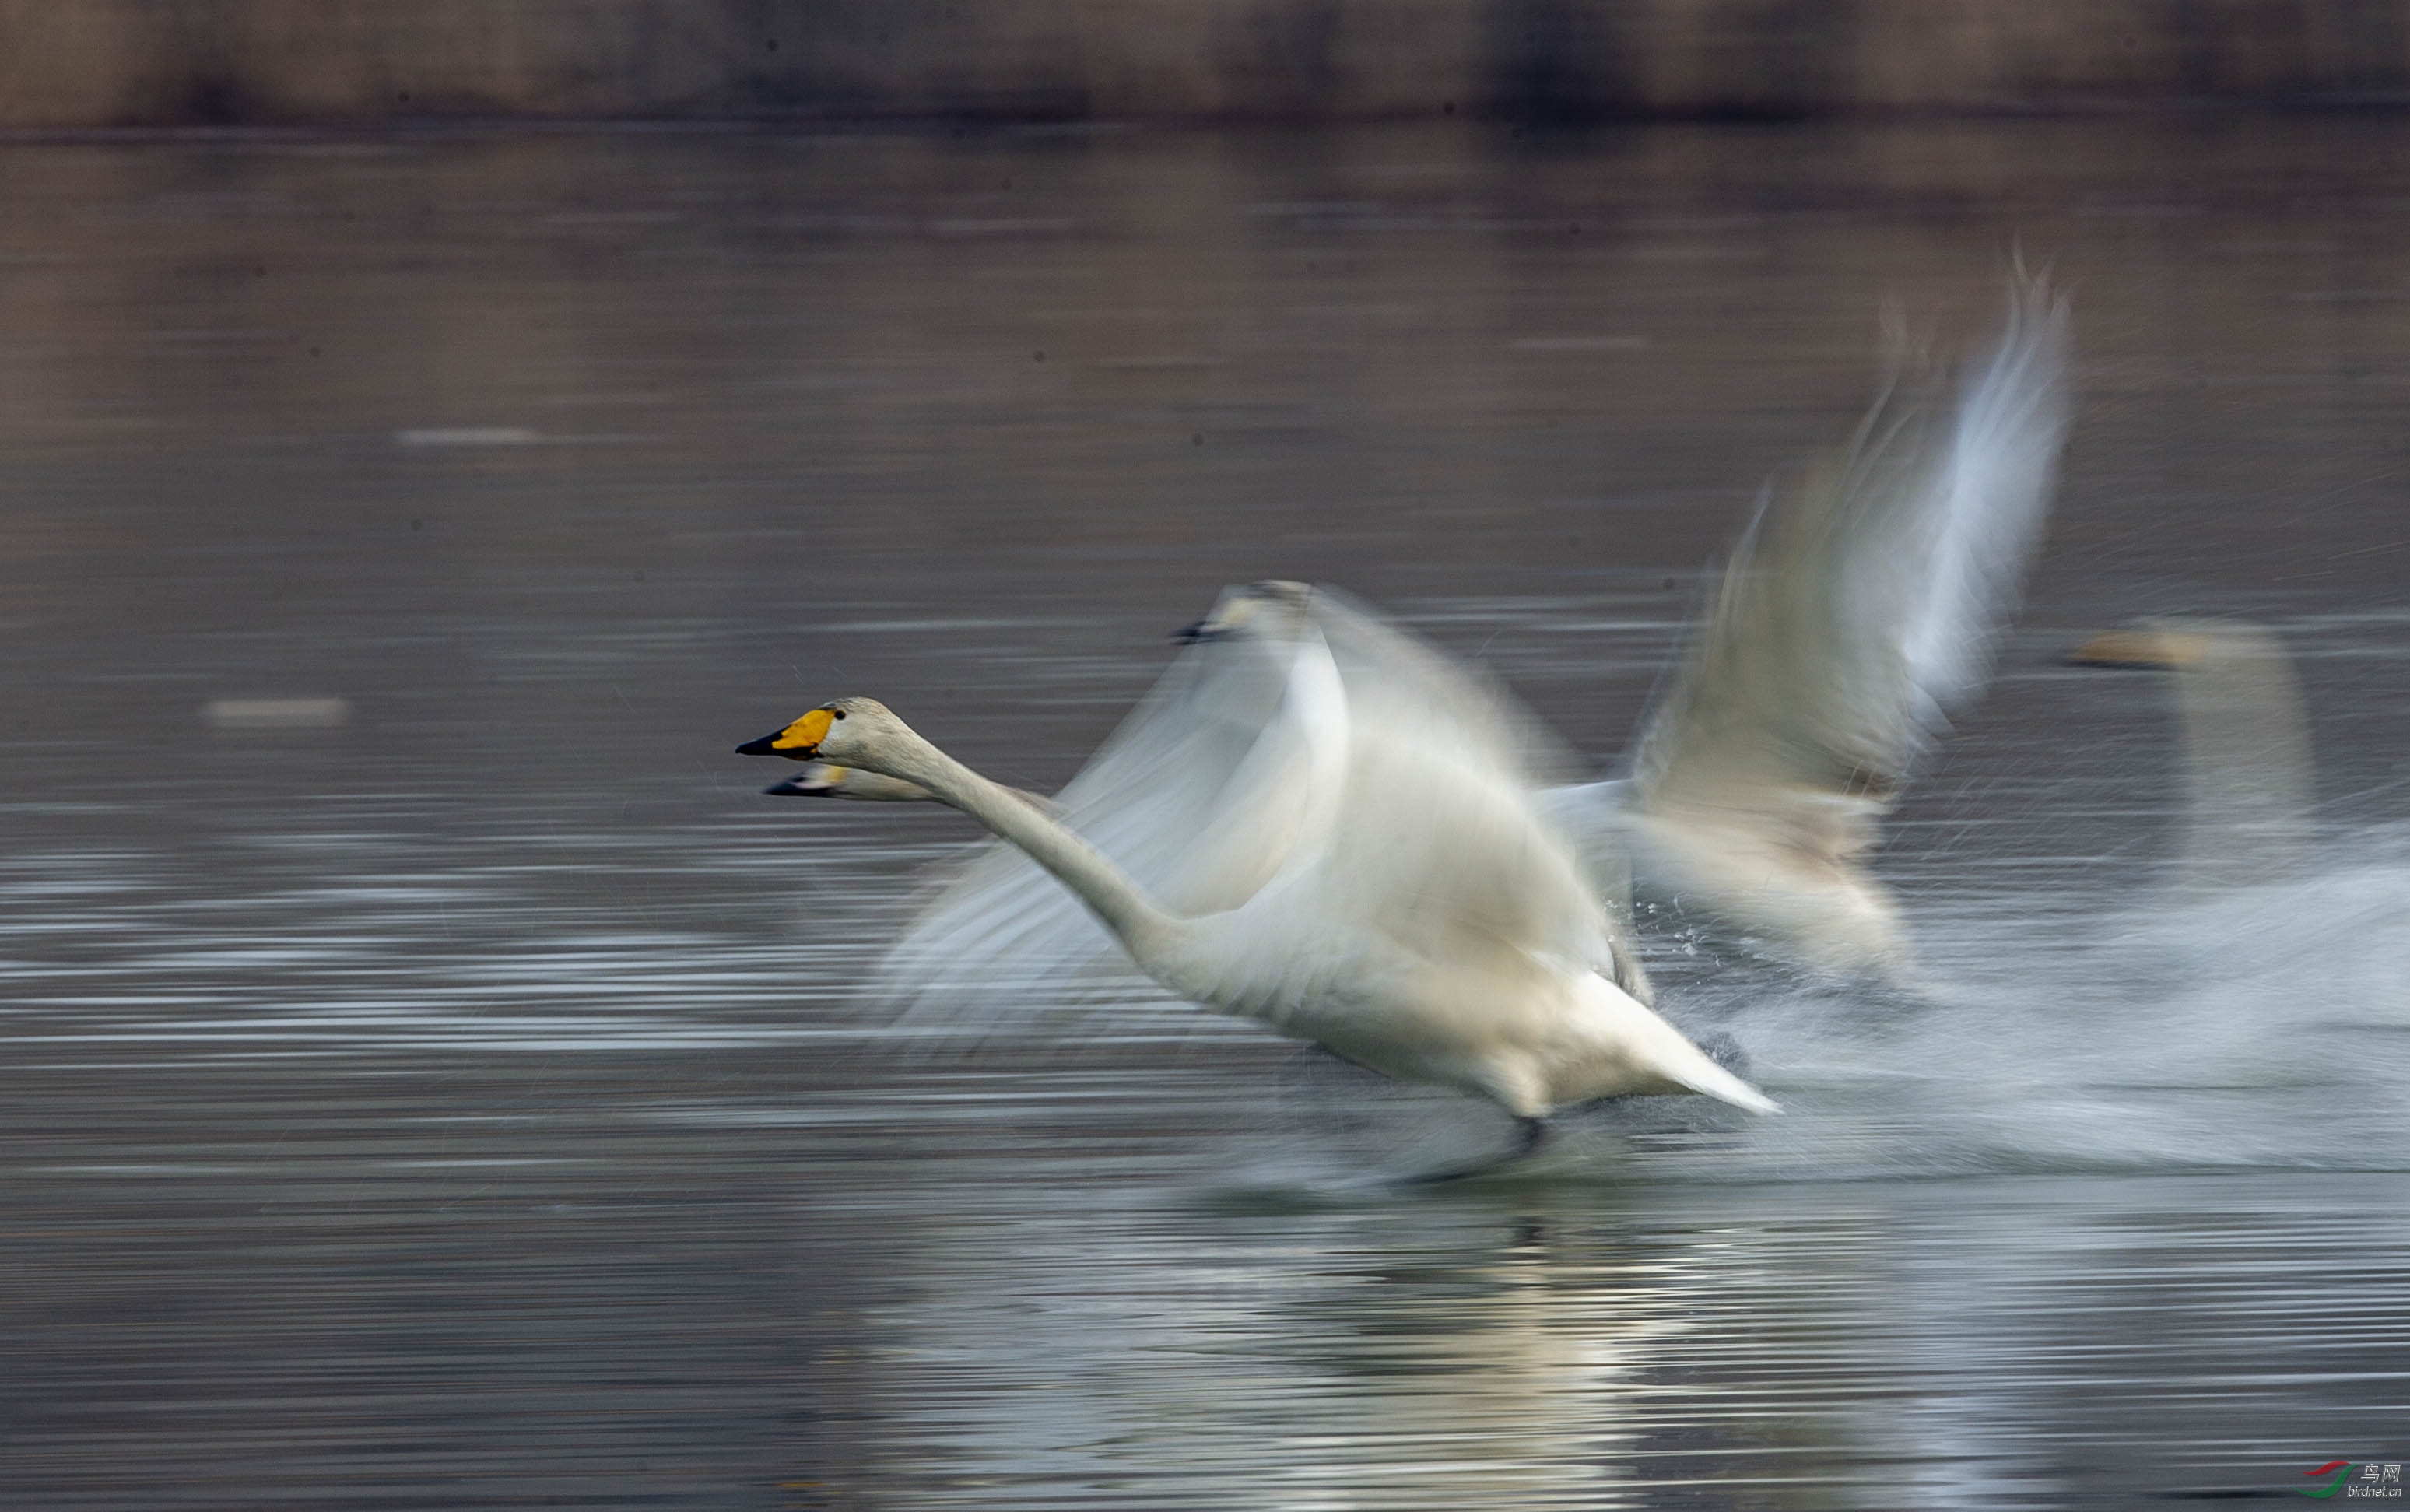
762;760;854;797
763;758;935;802
735;696;901;766
1173;580;1314;644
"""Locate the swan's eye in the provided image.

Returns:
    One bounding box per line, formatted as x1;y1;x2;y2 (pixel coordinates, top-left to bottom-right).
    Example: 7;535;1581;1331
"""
832;709;847;720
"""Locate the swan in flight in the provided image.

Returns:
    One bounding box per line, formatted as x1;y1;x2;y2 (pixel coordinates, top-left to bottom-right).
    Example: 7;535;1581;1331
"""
737;613;1775;1166
858;581;1652;1016
1542;273;2073;976
764;761;940;802
2064;619;2315;892
774;275;2071;981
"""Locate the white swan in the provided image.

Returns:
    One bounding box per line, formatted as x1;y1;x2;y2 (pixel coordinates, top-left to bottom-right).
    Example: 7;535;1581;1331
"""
784;276;2071;982
870;581;1652;1016
2064;618;2315;891
1546;272;2072;976
763;760;933;802
737;656;1775;1161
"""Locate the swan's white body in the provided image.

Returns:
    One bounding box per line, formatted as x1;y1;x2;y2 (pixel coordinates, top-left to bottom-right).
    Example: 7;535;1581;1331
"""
743;637;1773;1121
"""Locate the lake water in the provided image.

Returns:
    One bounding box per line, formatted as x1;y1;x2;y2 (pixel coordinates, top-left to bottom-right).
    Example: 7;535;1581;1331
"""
3;115;2408;1508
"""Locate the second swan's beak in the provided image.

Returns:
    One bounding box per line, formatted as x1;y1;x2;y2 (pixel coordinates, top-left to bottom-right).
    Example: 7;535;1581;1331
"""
735;707;833;760
2063;627;2212;670
763;761;847;796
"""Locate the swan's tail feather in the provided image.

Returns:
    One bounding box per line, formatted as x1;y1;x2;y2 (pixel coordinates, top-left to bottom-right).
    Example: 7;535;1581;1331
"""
1639;1019;1782;1113
1666;1054;1782;1115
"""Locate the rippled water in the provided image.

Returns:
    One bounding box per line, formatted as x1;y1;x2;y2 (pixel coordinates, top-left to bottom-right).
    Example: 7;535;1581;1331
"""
5;118;2409;1507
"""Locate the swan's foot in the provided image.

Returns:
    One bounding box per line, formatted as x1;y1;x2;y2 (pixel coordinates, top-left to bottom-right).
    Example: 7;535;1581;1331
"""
1400;1116;1548;1187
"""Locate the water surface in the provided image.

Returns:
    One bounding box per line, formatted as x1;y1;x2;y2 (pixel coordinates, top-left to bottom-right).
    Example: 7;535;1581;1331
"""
3;117;2408;1507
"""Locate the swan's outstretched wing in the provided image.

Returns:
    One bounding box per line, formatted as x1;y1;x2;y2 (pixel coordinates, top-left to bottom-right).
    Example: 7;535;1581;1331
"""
877;586;1337;1017
1626;274;2071;871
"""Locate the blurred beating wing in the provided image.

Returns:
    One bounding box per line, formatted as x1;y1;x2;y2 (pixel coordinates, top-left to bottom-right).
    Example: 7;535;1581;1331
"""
1301;588;1653;1004
1625;273;2071;865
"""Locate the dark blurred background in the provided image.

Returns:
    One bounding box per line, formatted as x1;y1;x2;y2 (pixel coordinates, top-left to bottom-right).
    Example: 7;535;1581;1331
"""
6;1;2410;128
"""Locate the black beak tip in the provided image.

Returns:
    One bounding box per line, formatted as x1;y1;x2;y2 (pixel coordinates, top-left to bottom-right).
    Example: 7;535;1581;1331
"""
763;777;808;796
735;733;787;757
1171;620;1215;645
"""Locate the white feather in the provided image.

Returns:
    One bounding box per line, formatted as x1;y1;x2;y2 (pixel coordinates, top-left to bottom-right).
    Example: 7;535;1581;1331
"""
1585;272;2072;974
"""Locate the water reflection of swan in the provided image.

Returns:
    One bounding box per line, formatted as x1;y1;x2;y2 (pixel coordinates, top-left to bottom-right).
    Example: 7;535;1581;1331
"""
781;277;2069;984
736;627;1774;1163
823;1200;1718;1510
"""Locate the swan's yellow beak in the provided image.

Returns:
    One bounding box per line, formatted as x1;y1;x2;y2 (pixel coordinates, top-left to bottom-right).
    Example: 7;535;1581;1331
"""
2064;629;2210;669
735;707;833;760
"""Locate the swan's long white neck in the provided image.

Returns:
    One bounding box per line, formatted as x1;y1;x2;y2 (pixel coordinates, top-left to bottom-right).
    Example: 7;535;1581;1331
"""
856;728;1188;965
